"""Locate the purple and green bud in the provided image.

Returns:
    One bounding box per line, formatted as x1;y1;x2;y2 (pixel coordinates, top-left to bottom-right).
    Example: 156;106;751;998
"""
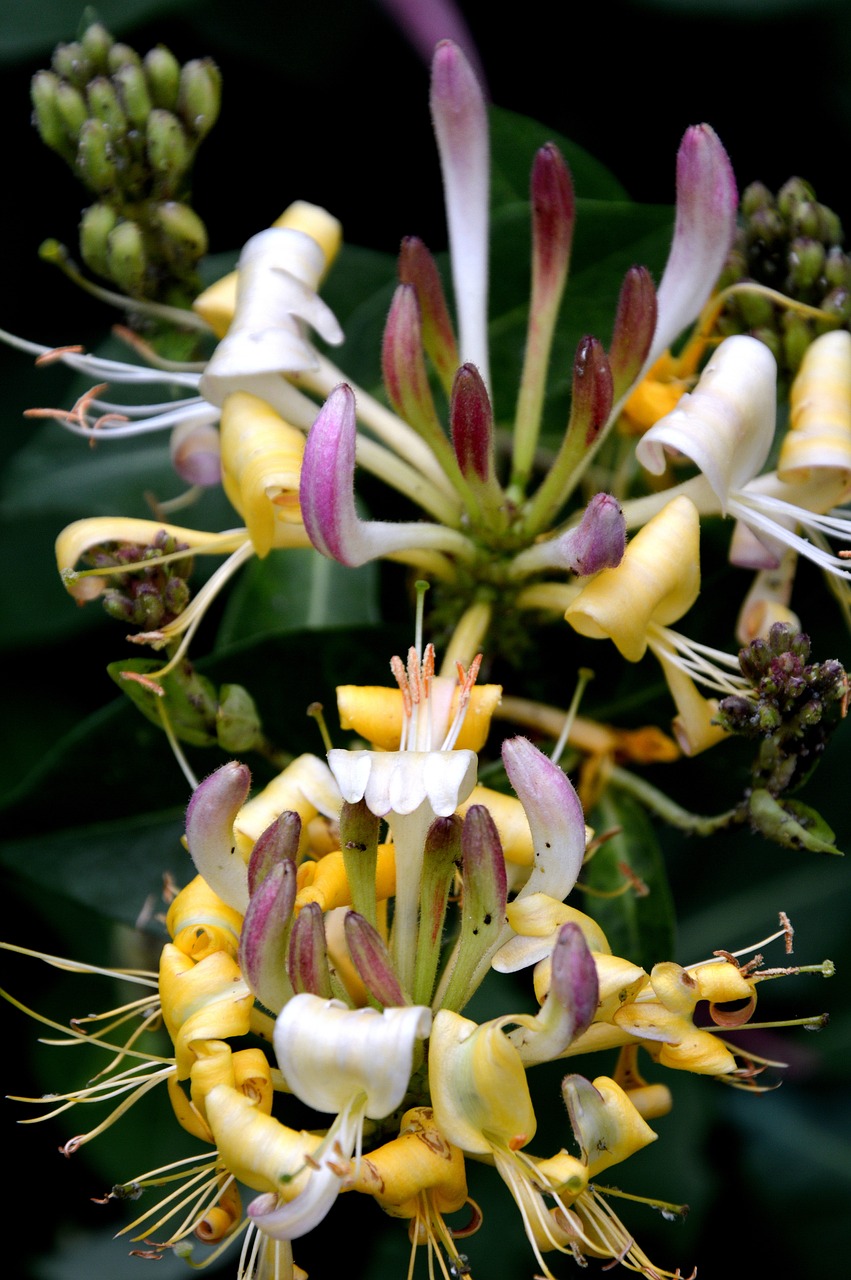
413;815;462;1006
185;762;252;906
530;143;575;305
571;336;614;449
398;236;459;396
382;283;442;438
608;266;657;401
247;812;302;897
345;911;408;1007
288;902;333;998
549;922;599;1042
440;805;507;1012
450;363;494;485
239;858;298;1012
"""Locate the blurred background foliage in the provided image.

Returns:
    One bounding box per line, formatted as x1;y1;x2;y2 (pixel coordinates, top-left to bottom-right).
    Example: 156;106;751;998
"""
2;2;851;1278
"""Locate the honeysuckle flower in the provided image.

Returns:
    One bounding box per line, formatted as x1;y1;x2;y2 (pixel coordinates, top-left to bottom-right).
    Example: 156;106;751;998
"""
566;494;750;753
628;332;851;580
236;993;432;1241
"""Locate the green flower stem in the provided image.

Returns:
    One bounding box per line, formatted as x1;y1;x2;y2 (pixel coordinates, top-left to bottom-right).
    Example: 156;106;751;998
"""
608;765;742;836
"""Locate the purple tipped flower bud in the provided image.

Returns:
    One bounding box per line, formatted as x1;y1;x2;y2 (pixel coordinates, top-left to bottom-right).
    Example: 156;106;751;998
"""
531;143;575;303
559;493;626;576
247;811;302;897
398;236;459;396
170;418;221;487
451;362;494;483
344;911;407;1007
239;858;297;1012
185;762;251;911
288;902;333;997
608;266;657;400
381;283;439;433
549;922;599;1042
571;336;614;448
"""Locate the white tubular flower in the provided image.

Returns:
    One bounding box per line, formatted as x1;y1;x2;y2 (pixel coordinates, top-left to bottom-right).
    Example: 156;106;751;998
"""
242;994;431;1241
632;334;851;578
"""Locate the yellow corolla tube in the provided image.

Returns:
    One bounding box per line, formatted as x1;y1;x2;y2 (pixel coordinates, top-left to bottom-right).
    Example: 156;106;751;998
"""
219;391;308;556
565;496;701;662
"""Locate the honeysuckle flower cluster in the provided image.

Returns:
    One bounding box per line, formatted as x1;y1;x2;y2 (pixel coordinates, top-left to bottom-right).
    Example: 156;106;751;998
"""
3;640;832;1280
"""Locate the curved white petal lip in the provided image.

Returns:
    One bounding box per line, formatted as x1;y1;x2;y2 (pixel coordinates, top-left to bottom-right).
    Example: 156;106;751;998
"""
274;993;432;1117
328;748;477;817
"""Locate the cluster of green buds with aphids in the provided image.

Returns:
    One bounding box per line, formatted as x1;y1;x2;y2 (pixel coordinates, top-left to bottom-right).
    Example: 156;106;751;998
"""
31;21;220;305
86;529;194;630
714;177;851;376
716;622;849;854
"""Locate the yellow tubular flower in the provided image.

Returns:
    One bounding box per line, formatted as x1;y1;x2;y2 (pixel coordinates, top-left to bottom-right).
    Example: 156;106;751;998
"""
205;1083;324;1193
780;328;851;486
158;944;253;1081
166;874;244;962
219;391;307;557
565;496;700;662
295;843;396;914
348;1106;468;1219
234;753;340;862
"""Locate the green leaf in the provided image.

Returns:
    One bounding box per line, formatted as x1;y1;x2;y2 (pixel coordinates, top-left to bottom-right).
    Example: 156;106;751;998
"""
0;0;205;62
490;105;628;208
584;788;676;969
108;657;220;746
215;546;379;647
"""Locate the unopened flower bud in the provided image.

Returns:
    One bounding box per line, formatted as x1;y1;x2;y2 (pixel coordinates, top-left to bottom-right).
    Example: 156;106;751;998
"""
239;859;297;1011
247;811;302;896
345;911;407;1007
179;58;221;139
152;201;209;264
107;219;147;295
113;62;153;129
76;117;118;192
562;493;626;576
608;265;657;399
81;22;114;72
108;43;142;73
792;200;822;240
54;79;88;141
742;180;774;218
397;236;458;396
31;71;71;157
185;761;252;912
87;75;126;135
144;45;181;110
52;41;91;89
787;237;825;292
79;202;119;278
451;362;495;484
146;108;191;193
288;902;333;997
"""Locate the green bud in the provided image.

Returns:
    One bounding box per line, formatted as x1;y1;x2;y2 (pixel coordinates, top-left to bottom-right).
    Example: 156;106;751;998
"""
741;180;774;219
746;207;785;249
178;58;221;139
737;288;775;329
52;41;91;89
31;71;71;157
787;237;825;292
143;46;181;110
816;286;851;330
76;118;118;193
818;205;843;246
107;43;142;73
146;108;191;194
792;201;822;240
106;219;147;295
79;202;119;277
781;311;813;374
87;76;127;136
113;63;152;130
54;80;88;141
777;177;814;221
216;684;263;753
81;22;114;73
824;246;851;290
153;201;208;264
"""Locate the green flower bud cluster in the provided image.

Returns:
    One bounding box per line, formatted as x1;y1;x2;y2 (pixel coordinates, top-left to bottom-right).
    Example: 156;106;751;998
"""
31;21;220;303
715;178;851;377
86;530;194;630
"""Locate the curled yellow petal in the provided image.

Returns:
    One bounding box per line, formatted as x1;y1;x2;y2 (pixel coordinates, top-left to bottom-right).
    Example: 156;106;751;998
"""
565;496;701;661
205;1083;322;1194
159;944;253;1079
780;329;851;484
166;874;243;962
220;392;307;557
55;517;246;601
295;843;396;913
348;1107;468;1218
